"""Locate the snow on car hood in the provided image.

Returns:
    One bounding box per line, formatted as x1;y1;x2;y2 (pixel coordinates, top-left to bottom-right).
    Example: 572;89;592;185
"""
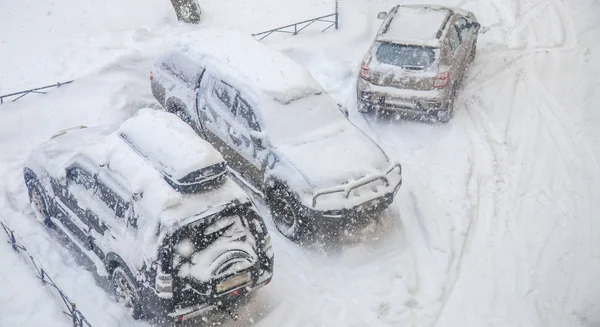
276;121;389;190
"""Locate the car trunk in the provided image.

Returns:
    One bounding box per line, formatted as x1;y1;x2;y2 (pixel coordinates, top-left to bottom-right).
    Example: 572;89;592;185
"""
368;42;440;91
165;204;260;308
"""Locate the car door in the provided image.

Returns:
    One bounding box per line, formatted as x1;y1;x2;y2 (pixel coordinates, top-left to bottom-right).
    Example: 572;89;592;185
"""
455;16;474;71
197;77;238;157
227;93;265;187
446;18;467;89
93;171;133;243
62;162;106;256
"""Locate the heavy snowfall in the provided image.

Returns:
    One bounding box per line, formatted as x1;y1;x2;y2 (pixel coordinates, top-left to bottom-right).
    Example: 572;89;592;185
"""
1;0;600;326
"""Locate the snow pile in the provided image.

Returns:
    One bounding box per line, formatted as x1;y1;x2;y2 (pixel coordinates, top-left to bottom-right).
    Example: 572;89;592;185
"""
2;0;600;326
177;28;324;103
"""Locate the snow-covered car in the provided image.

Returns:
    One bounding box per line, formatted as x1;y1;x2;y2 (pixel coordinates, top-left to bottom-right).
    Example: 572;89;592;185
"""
357;4;480;122
150;29;403;242
23;109;274;323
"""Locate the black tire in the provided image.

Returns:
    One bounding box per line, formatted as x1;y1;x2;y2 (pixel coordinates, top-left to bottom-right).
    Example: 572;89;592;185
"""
26;179;54;227
111;267;144;320
266;184;314;244
357;100;373;114
437;96;455;123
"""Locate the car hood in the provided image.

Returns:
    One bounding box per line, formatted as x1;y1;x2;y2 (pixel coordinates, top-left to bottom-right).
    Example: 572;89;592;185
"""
275;122;389;190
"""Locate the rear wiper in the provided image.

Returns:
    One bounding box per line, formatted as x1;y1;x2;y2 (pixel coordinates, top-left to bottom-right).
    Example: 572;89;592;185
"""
401;65;425;70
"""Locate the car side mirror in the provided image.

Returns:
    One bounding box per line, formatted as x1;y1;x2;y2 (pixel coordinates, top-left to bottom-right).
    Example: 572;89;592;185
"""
467;21;481;30
337;103;349;118
377;11;388;19
250;131;267;149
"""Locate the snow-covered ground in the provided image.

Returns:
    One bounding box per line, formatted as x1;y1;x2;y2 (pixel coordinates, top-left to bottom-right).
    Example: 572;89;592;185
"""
1;0;600;326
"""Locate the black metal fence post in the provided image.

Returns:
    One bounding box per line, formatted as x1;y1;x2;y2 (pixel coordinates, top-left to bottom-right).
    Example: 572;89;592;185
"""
0;80;74;106
0;219;92;327
335;0;339;30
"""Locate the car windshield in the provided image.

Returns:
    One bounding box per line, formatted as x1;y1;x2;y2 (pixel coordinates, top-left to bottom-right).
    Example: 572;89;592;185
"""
375;42;436;69
263;92;348;143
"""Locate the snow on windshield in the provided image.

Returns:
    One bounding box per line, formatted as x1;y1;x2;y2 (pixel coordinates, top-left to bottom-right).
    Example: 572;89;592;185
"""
262;92;347;143
376;43;437;69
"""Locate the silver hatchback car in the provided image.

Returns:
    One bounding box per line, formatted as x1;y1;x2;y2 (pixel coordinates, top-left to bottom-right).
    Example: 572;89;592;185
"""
357;4;480;122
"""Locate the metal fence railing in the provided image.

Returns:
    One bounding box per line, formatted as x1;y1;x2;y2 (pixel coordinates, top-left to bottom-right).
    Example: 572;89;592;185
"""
252;0;339;40
0;219;92;327
0;80;74;105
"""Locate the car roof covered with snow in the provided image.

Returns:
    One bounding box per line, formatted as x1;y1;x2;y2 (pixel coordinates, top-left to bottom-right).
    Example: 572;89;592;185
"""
171;28;325;104
117;109;224;180
27;109;248;225
376;5;453;47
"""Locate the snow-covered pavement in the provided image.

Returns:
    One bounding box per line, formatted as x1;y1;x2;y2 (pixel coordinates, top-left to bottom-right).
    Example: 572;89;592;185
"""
1;0;599;326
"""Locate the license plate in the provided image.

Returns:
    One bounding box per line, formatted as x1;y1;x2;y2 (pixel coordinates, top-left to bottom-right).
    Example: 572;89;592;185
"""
216;272;251;294
357;198;381;212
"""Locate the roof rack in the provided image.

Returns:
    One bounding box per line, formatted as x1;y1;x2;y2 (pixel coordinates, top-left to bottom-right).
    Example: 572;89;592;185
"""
380;5;399;35
435;10;454;39
50;125;87;139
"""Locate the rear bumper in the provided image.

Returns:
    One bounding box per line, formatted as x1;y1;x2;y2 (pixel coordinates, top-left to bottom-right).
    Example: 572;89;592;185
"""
142;264;273;323
357;78;449;114
167;273;272;323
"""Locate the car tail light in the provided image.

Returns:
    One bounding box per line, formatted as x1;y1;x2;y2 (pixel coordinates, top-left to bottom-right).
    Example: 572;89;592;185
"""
149;71;154;81
434;72;449;88
155;270;173;299
359;63;371;80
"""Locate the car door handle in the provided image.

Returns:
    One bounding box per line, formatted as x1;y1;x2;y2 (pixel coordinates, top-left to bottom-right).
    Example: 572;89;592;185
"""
228;126;242;146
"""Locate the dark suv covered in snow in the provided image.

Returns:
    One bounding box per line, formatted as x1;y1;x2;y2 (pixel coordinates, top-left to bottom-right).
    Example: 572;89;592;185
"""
357;4;480;122
150;29;402;243
23;109;273;323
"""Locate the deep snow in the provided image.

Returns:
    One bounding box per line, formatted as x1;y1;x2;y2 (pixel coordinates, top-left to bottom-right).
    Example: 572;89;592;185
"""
1;0;600;326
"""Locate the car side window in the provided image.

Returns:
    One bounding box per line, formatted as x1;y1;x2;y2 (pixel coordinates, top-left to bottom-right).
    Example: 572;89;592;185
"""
448;26;461;54
94;177;128;220
213;80;237;115
236;96;260;132
455;17;469;41
66;166;95;190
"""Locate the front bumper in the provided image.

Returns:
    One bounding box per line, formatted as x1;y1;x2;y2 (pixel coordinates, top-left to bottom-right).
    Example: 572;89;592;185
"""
315;189;399;229
306;164;403;228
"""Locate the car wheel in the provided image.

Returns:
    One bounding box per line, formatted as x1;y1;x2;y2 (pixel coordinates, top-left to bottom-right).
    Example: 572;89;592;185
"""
27;180;54;227
266;185;314;244
111;267;144;320
357;100;373;114
437;96;455;123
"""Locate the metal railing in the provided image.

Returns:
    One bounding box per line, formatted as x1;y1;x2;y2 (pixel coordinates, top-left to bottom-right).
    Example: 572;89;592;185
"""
0;80;74;105
0;219;92;327
253;0;339;40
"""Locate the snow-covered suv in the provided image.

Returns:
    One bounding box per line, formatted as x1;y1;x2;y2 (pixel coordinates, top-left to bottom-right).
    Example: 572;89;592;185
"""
23;109;274;323
150;29;403;242
357;4;480;122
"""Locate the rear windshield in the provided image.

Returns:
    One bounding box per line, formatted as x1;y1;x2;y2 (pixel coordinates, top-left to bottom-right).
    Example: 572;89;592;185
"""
375;42;436;69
